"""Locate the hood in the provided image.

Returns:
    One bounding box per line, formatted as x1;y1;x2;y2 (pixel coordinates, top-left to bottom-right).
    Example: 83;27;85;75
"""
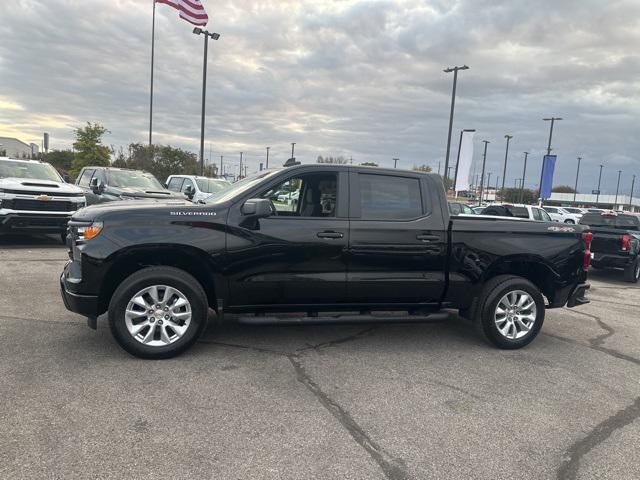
0;177;84;194
71;198;197;221
105;185;184;198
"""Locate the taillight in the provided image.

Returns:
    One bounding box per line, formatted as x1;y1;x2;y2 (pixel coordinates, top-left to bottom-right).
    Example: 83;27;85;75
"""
621;234;631;251
582;231;593;269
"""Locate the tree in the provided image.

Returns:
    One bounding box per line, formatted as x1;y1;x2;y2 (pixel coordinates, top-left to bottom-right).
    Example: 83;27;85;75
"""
552;185;576;193
71;123;110;176
43;150;74;172
119;143;200;182
413;164;432;173
317;155;348;164
501;187;538;204
360;162;378;167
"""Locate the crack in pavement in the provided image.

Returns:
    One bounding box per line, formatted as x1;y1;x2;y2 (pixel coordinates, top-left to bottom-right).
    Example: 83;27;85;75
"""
562;308;614;347
543;332;640;366
587;297;640;309
556;396;640;480
287;354;411;480
200;327;412;480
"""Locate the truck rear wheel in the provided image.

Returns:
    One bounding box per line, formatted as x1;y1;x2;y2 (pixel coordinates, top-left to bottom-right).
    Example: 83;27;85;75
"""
108;266;208;359
474;275;545;349
623;258;640;283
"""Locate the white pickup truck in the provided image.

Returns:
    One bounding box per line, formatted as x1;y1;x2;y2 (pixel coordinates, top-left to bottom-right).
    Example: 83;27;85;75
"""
0;157;86;242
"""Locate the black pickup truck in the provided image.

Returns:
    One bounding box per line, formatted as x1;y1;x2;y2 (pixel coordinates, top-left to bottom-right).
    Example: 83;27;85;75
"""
579;211;640;282
60;164;591;358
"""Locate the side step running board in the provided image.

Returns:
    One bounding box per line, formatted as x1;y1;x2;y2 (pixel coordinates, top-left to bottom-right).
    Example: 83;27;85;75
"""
237;312;450;326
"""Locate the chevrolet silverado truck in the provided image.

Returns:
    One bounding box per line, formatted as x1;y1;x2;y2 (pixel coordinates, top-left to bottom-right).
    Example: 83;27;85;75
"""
579;211;640;282
0;157;86;242
60;164;591;358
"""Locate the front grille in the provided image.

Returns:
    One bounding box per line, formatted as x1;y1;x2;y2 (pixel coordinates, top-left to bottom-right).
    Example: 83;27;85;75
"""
1;199;78;212
0;188;84;197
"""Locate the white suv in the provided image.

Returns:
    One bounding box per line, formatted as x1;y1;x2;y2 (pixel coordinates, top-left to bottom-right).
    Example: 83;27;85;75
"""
165;175;230;203
0;157;86;242
542;206;582;224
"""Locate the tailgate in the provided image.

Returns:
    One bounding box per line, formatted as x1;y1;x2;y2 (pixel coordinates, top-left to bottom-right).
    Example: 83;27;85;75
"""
589;227;624;254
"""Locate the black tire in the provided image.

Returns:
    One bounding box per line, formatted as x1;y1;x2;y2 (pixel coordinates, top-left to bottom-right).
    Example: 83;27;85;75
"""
564;219;575;224
108;266;208;359
623;258;640;283
472;275;545;349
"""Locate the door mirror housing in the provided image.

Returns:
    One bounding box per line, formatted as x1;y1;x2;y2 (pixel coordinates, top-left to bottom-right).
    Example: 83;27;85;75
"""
184;185;195;200
90;177;104;194
242;198;273;218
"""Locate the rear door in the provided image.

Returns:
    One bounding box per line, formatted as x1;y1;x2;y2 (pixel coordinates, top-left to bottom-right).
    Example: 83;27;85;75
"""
347;171;447;304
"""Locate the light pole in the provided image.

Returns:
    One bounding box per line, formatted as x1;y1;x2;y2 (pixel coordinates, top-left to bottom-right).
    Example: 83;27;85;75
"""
630;175;636;211
479;140;490;204
220;155;223;177
239;152;243;179
501;134;512;192
539;117;562;202
614;170;622;207
486;172;492;202
266;147;270;169
596;164;603;206
574;157;581;204
443;65;469;183
193;27;221;175
520;152;529;204
393;158;399;168
453;129;475;191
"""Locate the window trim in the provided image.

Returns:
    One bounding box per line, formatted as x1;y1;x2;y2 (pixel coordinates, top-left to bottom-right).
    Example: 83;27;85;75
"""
349;171;427;221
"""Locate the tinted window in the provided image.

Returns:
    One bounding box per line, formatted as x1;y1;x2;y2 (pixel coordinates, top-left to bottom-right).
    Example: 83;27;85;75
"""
540;209;552;222
261;173;337;217
167;177;184;192
359;174;422;220
581;213;640;230
481;205;528;218
181;178;195;193
544;207;558;213
449;203;461;215
78;169;95;187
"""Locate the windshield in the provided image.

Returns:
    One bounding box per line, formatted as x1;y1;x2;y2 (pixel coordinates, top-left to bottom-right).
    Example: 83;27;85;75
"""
205;170;282;204
0;159;62;182
107;170;164;190
196;178;230;193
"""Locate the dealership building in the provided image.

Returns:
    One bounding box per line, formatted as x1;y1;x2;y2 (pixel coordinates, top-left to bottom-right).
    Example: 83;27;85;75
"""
0;136;39;159
545;192;640;213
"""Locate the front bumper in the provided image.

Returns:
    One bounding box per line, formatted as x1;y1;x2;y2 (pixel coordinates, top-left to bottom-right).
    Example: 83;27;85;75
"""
1;212;71;233
60;262;99;317
566;282;590;308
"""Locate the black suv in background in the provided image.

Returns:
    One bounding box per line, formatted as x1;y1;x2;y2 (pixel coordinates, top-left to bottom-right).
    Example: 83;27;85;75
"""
76;167;184;205
579;211;640;282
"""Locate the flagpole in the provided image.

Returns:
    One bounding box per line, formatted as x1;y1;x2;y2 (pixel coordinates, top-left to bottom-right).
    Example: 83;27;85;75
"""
149;0;156;147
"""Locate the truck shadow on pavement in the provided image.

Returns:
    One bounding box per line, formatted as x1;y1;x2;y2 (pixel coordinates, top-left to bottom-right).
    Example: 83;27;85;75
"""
0;233;65;249
588;267;639;287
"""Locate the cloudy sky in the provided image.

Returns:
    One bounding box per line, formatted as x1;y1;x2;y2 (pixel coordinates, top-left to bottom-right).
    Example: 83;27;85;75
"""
1;0;639;192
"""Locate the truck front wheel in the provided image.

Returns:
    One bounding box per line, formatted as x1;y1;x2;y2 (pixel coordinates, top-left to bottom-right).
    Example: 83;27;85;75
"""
473;275;545;349
108;266;209;359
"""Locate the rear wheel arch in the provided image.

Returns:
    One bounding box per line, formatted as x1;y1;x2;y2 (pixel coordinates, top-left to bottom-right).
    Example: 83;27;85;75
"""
98;245;220;314
481;259;557;305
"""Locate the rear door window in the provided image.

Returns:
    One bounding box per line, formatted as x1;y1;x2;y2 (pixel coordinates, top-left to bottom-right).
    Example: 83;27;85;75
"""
358;174;423;220
181;178;195;193
504;206;529;218
77;169;95;187
167;177;184;192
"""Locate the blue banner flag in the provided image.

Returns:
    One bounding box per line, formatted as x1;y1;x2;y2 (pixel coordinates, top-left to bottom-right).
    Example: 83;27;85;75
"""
540;155;557;200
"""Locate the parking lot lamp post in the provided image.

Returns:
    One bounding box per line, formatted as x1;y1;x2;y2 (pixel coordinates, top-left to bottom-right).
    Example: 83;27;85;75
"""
596;164;603;205
443;65;469;184
574;157;581;203
239;152;243;179
520;152;529;204
393;158;399;168
614;170;622;207
479;140;490;204
501;135;512;193
453;129;475;192
486;173;492;202
220;155;223;177
193;27;221;175
630;175;636;211
266;147;270;169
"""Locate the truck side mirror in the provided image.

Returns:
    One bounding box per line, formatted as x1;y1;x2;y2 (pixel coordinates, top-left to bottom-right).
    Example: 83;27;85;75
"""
241;198;273;218
184;185;195;200
90;177;104;194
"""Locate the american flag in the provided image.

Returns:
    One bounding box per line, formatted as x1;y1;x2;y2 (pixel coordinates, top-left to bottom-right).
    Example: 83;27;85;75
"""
156;0;209;26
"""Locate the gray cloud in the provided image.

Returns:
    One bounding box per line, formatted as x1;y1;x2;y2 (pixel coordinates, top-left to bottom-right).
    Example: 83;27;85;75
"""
1;0;639;193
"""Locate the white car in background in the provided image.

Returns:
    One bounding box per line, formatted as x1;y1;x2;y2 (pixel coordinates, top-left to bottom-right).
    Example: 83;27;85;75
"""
165;175;230;203
542;206;582;224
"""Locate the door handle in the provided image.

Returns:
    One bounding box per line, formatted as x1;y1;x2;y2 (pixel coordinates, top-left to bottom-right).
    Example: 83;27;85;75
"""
317;231;344;239
416;234;439;242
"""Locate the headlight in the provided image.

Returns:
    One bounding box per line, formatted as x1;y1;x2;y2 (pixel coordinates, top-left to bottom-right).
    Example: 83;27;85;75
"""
77;222;103;241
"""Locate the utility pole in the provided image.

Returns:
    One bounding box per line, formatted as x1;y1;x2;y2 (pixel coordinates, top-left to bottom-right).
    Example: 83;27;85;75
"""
614;170;622;207
630;175;636;211
443;65;469;183
486;172;492;202
438;161;441;175
520;152;529;204
239;152;243;179
220;155;223;177
539;117;562;203
393;158;399;168
596;164;604;206
501;134;512;192
266;147;270;169
574;157;581;204
479;140;490;204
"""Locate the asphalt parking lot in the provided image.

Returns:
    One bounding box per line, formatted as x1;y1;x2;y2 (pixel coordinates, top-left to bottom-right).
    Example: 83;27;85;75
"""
1;234;638;480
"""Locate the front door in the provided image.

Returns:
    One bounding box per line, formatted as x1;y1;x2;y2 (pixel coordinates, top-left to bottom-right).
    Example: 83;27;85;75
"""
347;171;447;304
226;169;349;307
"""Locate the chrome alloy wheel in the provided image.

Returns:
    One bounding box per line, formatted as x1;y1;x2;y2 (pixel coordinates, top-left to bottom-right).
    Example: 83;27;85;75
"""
124;285;192;347
494;290;537;340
